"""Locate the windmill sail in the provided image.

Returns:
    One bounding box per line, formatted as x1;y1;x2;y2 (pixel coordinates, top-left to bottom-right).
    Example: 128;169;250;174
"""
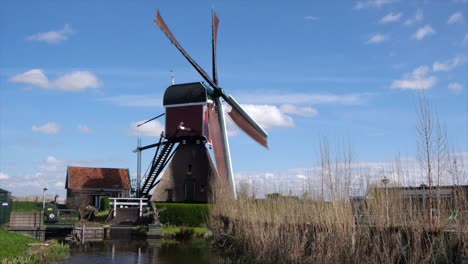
226;95;268;148
155;10;217;89
212;9;220;85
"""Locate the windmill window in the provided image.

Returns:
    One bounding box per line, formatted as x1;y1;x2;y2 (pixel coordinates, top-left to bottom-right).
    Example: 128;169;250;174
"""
166;189;173;202
186;164;193;178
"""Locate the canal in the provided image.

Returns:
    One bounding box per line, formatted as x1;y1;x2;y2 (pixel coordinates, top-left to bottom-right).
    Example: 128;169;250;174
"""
59;239;230;264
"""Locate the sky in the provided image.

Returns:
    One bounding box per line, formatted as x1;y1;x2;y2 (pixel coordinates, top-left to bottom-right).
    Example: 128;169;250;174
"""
0;0;467;198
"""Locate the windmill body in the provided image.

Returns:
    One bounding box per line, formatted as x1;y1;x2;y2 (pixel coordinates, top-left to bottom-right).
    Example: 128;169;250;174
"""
150;82;218;203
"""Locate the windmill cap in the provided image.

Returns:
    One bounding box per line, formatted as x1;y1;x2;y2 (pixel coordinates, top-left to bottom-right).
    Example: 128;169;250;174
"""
163;82;212;106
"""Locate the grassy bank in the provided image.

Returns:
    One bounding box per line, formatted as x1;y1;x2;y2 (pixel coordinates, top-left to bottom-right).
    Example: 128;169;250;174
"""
0;230;69;264
162;226;210;239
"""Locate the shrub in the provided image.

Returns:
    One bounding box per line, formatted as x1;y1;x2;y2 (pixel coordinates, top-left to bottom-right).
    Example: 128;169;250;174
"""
156;203;209;227
100;196;110;211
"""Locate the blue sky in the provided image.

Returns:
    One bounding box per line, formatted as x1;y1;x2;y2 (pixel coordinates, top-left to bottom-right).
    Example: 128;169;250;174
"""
1;0;467;197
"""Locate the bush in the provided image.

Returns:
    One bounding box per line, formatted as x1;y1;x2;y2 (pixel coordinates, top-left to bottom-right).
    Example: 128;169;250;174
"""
156;203;209;227
100;196;110;211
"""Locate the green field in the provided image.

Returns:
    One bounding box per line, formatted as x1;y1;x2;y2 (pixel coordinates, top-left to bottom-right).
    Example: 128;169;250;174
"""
11;201;42;212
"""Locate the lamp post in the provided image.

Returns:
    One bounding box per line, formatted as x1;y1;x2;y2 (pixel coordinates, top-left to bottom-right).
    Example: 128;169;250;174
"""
381;177;390;224
42;188;48;211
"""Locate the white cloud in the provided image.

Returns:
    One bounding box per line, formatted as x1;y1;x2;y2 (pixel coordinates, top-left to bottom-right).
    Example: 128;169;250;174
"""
448;82;464;94
39;156;66;173
26;24;73;44
280;104;318;117
432;56;462;72
32;122;61;134
130;120;165;137
10;69;101;92
380;12;402;23
78;124;92;133
0;172;10;180
391;65;437;90
304;16;319;21
9;69;49;88
354;0;398;10
404;9;423;25
55;181;65;187
52;71;100;91
366;33;387;44
240;104;295;129
447;12;464;24
412;25;435;40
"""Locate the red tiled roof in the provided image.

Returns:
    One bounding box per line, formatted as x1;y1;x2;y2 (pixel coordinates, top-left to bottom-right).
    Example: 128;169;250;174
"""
67;166;131;190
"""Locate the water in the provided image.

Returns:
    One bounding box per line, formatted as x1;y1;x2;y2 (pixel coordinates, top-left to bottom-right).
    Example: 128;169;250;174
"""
60;239;229;264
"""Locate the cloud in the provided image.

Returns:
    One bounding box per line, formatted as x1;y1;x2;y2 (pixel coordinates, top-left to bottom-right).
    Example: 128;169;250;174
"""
0;172;10;180
380;12;402;23
404;9;423;25
10;69;101;92
53;71;101;91
9;69;49;88
26;24;73;44
304;16;319;21
78;124;92;133
412;25;435;40
432;56;463;72
239;104;295;129
391;65;437;90
32;122;61;134
39;156;66;173
279;104;318;117
448;82;464;94
447;12;464;24
130;120;165;137
354;0;398;10
366;33;387;44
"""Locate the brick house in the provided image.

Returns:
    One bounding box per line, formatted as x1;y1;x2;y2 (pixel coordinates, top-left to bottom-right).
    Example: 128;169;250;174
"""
65;166;132;209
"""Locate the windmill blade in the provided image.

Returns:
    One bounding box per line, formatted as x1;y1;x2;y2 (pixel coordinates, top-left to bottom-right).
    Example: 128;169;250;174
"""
208;99;236;197
212;9;220;85
155;10;218;90
208;104;228;179
225;95;269;148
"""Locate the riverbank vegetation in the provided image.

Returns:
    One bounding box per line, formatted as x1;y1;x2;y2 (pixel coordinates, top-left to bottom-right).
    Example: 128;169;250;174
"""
209;95;468;263
156;203;209;227
0;230;69;264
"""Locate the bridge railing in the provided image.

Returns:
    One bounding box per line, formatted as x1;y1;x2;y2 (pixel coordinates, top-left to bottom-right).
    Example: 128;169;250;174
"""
109;197;148;217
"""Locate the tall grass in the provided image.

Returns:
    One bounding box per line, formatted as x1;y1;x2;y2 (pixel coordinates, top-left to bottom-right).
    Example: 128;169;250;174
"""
210;187;467;263
208;133;467;263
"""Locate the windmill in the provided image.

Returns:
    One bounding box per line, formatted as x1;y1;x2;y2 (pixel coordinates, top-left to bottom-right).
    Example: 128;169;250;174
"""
136;9;268;203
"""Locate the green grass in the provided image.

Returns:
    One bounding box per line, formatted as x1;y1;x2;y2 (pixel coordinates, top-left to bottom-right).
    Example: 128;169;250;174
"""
11;201;41;212
0;230;69;263
162;226;209;238
0;229;38;259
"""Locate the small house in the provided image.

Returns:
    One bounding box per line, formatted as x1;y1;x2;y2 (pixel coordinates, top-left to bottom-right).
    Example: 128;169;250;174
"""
65;166;131;209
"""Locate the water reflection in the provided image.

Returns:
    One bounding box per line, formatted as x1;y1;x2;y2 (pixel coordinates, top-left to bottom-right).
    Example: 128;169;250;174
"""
60;239;228;264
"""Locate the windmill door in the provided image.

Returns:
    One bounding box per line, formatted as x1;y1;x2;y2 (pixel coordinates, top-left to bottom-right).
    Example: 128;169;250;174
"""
184;179;195;202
